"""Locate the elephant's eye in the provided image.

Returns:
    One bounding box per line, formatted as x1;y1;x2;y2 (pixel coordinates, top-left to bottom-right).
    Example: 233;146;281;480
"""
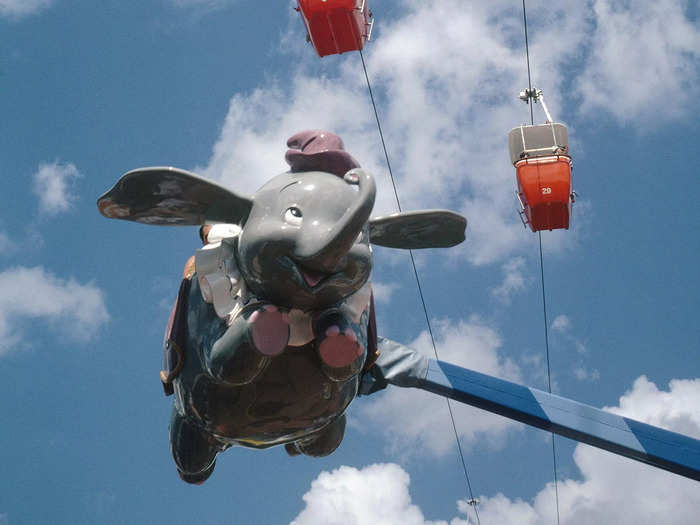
284;207;303;226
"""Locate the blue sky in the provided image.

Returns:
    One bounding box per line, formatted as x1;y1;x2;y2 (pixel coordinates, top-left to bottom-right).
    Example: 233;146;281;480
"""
0;1;698;524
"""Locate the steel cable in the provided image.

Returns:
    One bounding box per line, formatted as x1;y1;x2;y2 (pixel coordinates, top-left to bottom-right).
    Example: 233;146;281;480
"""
360;48;482;525
522;1;561;523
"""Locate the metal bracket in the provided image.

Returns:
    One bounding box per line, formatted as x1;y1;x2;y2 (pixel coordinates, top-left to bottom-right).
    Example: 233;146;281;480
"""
519;87;539;103
366;17;375;41
356;0;374;41
515;190;529;228
519;87;554;123
518;210;529;228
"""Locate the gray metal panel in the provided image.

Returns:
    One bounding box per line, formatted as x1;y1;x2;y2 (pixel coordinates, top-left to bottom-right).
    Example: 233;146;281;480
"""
508;123;569;164
358;337;430;395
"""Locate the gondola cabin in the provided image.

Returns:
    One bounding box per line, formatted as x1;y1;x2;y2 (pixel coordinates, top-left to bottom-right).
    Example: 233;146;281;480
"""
297;0;373;57
508;123;573;232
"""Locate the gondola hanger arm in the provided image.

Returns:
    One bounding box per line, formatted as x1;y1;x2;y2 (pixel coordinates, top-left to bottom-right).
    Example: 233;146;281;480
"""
520;87;554;123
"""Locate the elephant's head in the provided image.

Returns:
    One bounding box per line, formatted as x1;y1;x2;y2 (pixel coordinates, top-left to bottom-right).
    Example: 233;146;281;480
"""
237;167;376;310
97;130;467;311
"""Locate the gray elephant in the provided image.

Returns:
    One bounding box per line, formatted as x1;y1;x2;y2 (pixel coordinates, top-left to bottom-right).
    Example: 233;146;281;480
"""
98;131;466;484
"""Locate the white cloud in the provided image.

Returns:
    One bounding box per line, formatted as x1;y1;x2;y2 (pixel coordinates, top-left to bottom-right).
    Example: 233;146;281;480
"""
0;231;15;255
372;281;399;304
294;377;700;525
0;266;109;355
549;314;599;383
291;463;459;525
32;162;81;216
358;317;522;456
471;376;700;524
572;365;600;382
577;0;700;123
0;0;52;19
491;257;527;303
550;314;570;333
196;0;595;267
195;0;698;268
198;77;373;197
606;375;700;439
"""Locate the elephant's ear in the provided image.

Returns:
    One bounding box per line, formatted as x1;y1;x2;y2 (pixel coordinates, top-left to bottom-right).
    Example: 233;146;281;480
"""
97;167;253;226
369;210;467;249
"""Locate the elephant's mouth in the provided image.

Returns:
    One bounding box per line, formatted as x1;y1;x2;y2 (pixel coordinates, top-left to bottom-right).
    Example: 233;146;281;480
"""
288;258;337;289
300;267;327;287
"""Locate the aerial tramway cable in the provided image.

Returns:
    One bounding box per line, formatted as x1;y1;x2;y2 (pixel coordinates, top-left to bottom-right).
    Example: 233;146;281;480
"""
521;1;562;524
360;49;482;525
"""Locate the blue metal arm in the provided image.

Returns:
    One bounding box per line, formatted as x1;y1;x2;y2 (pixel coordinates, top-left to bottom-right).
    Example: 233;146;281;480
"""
421;359;700;482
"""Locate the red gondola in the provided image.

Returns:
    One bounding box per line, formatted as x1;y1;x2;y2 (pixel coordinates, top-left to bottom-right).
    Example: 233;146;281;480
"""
508;90;574;232
297;0;373;58
513;153;572;231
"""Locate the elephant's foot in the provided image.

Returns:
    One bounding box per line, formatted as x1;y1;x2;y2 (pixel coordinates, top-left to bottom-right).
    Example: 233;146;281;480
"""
284;442;302;456
170;411;220;485
249;304;289;357
285;414;346;458
178;460;216;485
319;326;361;368
314;311;365;381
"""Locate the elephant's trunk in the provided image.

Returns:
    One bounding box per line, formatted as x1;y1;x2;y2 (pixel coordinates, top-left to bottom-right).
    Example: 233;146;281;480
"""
297;170;376;269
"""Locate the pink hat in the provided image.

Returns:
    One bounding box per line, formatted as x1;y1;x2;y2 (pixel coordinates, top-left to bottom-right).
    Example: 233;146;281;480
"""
285;130;360;177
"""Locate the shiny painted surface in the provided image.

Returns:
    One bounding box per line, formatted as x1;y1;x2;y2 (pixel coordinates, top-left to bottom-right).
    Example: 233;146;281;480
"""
238;169;376;311
421;358;700;482
369;209;467;249
174;278;363;447
97;166;252;226
286;129;360;177
97;130;468;483
361;338;700;482
516;156;572;231
297;0;370;57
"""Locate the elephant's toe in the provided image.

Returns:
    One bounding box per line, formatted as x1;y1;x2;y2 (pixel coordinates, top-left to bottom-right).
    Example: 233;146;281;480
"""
249;305;289;356
319;328;362;368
